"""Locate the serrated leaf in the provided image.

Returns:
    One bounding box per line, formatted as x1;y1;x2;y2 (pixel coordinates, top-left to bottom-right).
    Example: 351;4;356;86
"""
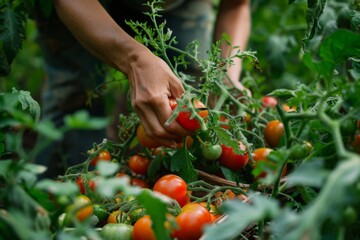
0;5;26;63
12;88;41;122
96;161;120;177
286;158;329;188
203;193;280;240
64;110;109;130
171;147;197;182
36;180;79;197
137;189;171;240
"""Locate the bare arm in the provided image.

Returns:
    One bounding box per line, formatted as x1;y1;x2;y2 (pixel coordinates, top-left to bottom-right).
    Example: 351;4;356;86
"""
53;0;191;146
215;0;251;95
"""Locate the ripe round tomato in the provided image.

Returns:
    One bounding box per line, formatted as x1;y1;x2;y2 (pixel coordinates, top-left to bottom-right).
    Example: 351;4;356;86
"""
153;174;189;207
90;149;111;166
201;143;222;161
128;155;150;175
76;176;96;194
261;96;278;109
67;195;93;222
264;120;284;148
169;98;208;131
171;203;212;240
132;215;156;240
218;142;249;171
107;210;131;224
137;124;162;149
101;223;133;240
131;178;150;188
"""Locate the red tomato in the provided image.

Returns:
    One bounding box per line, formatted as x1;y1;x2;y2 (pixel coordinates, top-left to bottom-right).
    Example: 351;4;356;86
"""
169;98;208;131
131;178;150;188
153;174;189;207
128;155;150;175
137;124;162;149
264;120;284;148
218;141;249;171
132;215;156;240
76;176;96;194
90;149;111;166
171;203;213;240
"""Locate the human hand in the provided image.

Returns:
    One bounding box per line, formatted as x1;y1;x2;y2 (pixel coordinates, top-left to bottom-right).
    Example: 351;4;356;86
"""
127;49;192;147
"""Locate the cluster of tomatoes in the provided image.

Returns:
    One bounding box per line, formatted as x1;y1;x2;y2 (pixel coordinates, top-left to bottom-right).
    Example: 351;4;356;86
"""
67;146;239;240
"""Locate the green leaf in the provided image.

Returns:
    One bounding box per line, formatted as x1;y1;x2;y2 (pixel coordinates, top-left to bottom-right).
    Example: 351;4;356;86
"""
64;110;109;130
95;176;141;198
170;147;197;183
34;120;63;140
304;30;360;77
0;4;26;64
36;180;79;197
286;158;329;188
96;161;120;177
12;88;41;122
203;193;280;240
0;160;12;177
302;0;326;50
138;189;171;240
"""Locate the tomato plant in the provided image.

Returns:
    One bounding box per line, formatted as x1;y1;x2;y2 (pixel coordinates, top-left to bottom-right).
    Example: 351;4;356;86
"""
169;98;208;131
171;202;213;240
128;154;151;175
264;120;284;148
90;149;111;166
201;142;222;161
218;142;249;171
137;124;162;149
153;174;189;207
101;223;133;240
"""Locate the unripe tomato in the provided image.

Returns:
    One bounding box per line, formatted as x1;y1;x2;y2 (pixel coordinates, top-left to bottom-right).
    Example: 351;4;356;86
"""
264;120;284;148
128;155;150;175
218;142;249;171
137;124;162;149
290;141;313;159
153;174;189;207
201;143;222;161
101;223;133;240
169;98;208;131
171;203;213;240
93;204;108;223
90;149;111;166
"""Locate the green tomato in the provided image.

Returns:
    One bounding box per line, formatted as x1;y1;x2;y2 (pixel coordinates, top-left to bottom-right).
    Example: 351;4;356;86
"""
101;223;133;240
290;141;313;160
201;143;222;161
93;204;108;223
342;206;357;226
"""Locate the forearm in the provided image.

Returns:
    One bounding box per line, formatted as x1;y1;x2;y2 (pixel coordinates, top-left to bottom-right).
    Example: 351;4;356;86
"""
53;0;149;75
214;0;251;85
